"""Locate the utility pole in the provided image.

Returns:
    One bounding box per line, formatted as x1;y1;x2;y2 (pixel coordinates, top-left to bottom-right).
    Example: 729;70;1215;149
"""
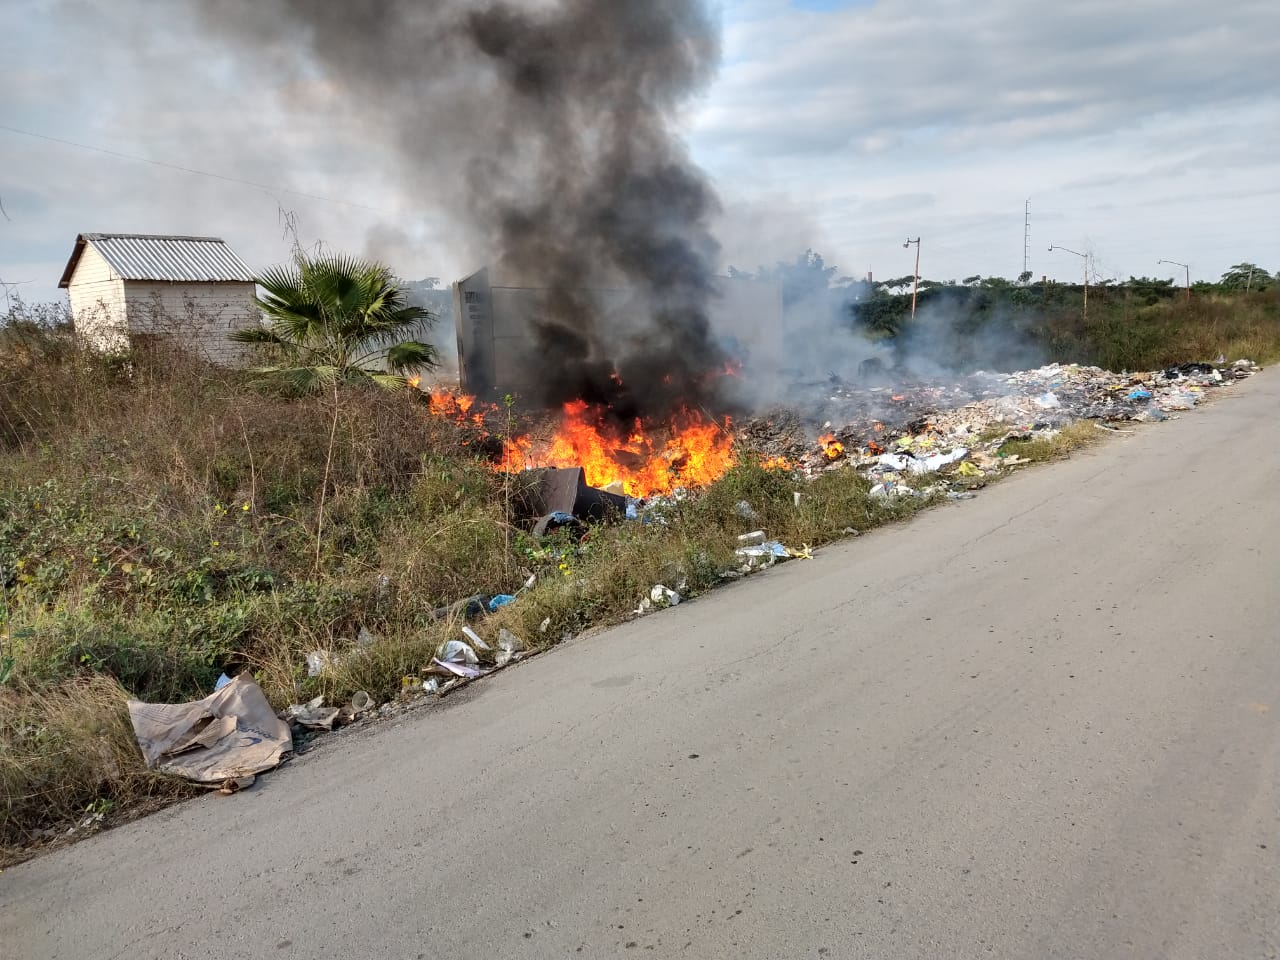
1157;258;1191;302
903;237;921;318
1049;244;1088;322
1023;199;1031;282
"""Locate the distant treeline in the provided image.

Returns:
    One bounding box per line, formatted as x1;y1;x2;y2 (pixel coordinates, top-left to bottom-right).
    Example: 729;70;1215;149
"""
732;252;1280;372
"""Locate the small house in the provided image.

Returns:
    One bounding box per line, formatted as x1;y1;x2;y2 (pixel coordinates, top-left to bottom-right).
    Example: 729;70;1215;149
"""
58;233;258;364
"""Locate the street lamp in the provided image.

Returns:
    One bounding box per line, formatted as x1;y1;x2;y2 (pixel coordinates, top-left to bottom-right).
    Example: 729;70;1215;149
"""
1157;258;1191;302
1049;244;1089;322
903;237;921;318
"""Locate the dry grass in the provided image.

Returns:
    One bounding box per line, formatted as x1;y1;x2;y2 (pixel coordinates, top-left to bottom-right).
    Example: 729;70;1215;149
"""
0;289;1249;856
995;420;1102;464
1046;288;1280;371
0;675;198;863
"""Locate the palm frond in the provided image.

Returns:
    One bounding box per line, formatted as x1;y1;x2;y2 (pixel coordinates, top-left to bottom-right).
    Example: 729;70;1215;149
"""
384;340;439;373
281;365;339;396
248;252;436;389
229;327;290;347
366;372;410;391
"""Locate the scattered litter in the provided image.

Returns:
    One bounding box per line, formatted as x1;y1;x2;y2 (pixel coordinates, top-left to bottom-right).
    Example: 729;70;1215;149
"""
495;628;529;667
427;594;490;622
357;626;377;647
877;447;968;475
737;530;766;546
539;617;551;633
638;583;682;614
870;481;913;498
1160;390;1197;411
532;510;585;539
214;672;232;691
126;676;292;785
217;775;255;795
433;639;483;678
432;659;483;680
287;696;341;731
305;650;335;677
734;539;802;571
461;625;490;651
650;584;681;606
487;594;517;612
740;359;1256;481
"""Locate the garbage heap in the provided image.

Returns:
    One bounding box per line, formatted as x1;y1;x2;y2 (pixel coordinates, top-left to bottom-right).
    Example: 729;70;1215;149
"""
739;359;1257;478
127;359;1255;794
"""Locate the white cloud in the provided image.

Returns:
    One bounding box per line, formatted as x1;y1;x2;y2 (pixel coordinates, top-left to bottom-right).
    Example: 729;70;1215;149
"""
1;0;1278;305
696;0;1280;284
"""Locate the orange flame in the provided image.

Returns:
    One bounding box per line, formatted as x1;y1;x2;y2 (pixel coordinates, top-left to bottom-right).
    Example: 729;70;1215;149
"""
422;388;738;497
817;432;845;461
428;387;477;418
504;401;735;497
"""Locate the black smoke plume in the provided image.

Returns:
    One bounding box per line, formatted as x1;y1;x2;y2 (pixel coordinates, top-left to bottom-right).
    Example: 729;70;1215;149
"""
197;0;726;425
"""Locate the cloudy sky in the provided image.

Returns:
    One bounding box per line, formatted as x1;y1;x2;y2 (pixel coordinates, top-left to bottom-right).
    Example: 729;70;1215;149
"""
2;0;1277;304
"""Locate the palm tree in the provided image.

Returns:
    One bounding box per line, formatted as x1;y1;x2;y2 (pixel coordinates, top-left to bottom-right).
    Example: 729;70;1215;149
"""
232;253;437;394
232;253;438;567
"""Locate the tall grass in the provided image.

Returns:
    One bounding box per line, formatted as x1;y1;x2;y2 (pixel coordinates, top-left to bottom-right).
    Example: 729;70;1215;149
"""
1042;287;1280;370
0;288;1261;858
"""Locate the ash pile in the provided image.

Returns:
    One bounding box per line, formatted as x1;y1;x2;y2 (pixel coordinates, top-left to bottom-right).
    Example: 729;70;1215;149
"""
740;359;1258;479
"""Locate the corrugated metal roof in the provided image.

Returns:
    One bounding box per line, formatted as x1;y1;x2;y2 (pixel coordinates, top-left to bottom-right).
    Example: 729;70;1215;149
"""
59;233;255;287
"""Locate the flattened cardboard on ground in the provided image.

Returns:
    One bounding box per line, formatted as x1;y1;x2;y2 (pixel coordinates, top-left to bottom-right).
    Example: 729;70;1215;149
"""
127;676;292;784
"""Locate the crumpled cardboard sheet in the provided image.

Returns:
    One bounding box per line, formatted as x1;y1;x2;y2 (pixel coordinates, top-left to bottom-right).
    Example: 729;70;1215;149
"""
127;675;292;783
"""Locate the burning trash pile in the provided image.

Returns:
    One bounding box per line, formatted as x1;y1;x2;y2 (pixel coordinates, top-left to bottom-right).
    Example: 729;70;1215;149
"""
736;359;1259;481
424;384;737;500
124;358;1257;794
420;357;1258;519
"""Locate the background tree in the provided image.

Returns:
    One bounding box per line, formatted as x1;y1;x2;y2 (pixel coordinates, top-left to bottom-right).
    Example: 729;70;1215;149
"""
232;253;437;567
1219;263;1275;292
233;253;437;395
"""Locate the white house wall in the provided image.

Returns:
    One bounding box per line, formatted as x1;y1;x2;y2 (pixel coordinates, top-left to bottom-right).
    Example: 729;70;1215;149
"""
66;244;130;353
120;281;258;365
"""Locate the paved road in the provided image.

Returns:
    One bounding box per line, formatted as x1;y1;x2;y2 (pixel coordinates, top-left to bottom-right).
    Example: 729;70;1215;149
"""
5;373;1278;960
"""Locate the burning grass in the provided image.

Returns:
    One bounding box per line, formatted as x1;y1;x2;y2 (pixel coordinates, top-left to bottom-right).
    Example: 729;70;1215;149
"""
421;384;740;498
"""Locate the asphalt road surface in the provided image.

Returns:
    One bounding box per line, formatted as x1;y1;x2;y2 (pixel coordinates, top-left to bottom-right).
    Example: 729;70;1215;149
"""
4;371;1278;960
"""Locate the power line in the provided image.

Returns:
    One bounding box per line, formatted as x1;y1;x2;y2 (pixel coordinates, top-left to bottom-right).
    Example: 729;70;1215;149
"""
0;123;386;214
